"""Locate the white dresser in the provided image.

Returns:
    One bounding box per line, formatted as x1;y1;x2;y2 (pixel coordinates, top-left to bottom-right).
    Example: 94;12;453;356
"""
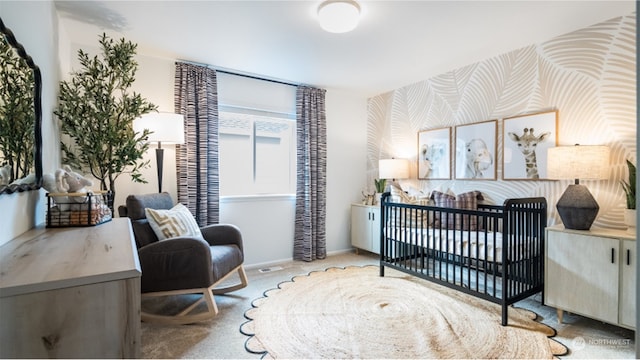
545;224;635;330
0;218;141;358
351;203;380;254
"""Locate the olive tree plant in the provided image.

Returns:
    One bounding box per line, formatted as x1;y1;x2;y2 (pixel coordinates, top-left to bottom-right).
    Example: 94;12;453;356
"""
54;33;157;196
0;34;35;182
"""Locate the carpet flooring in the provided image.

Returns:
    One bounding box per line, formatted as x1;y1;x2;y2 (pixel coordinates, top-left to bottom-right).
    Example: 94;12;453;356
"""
140;252;635;359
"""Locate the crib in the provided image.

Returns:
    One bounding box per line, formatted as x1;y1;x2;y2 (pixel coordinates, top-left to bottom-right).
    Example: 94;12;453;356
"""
379;192;547;326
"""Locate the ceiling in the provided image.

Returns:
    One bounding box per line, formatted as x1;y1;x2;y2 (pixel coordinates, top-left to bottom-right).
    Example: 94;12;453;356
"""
55;1;635;97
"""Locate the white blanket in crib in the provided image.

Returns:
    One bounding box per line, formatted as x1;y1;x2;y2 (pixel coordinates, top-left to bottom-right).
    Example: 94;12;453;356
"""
384;227;536;263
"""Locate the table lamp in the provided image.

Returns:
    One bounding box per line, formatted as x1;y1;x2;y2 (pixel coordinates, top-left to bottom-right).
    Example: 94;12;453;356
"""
547;144;610;230
379;158;409;191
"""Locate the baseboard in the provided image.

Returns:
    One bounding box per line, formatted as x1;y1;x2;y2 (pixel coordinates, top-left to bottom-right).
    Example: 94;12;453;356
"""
244;248;357;270
245;258;293;271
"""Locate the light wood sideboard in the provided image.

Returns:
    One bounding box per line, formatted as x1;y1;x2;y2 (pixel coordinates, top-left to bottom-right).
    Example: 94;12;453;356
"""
0;218;142;358
545;224;635;330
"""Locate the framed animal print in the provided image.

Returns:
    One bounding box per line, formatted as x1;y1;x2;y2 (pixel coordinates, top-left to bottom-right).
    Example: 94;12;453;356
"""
418;127;451;180
454;120;497;180
503;110;558;180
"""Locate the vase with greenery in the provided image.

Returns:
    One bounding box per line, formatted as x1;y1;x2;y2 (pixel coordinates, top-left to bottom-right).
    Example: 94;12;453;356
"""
374;178;386;193
54;33;157;205
373;178;386;205
621;159;636;232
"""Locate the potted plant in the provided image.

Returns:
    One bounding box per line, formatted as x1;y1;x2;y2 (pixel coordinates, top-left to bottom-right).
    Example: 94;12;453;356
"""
54;33;157;208
374;178;386;205
621;159;636;232
0;34;35;185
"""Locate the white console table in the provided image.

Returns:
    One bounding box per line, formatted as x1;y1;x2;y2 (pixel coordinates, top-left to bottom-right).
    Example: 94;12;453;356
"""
0;218;141;358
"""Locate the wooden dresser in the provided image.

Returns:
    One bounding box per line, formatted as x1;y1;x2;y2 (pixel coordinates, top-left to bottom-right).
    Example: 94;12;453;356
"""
0;218;141;358
545;224;636;330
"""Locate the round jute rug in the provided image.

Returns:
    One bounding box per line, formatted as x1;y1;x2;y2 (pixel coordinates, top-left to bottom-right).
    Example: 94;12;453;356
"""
240;265;568;359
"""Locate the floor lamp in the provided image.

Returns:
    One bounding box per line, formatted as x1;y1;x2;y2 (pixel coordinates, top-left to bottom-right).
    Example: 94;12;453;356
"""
134;113;185;193
547;144;610;230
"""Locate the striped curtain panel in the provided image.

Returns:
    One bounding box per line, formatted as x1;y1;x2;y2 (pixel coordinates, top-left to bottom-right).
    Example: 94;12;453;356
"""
174;62;220;226
294;86;327;261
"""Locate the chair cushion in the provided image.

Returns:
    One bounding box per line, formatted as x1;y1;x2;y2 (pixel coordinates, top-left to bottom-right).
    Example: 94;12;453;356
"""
210;244;244;281
125;193;174;220
145;203;203;241
131;220;160;249
139;237;214;292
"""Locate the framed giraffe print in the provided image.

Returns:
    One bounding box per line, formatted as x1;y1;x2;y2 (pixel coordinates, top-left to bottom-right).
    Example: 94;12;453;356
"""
503;110;558;180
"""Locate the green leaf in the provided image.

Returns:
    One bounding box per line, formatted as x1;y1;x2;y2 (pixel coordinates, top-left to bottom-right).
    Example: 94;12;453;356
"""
621;159;636;209
54;33;158;194
374;178;387;193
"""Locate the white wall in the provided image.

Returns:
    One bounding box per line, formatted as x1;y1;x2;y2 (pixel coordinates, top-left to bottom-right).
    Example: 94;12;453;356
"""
0;1;60;246
220;195;295;266
54;20;368;266
367;12;636;230
114;54;179;207
325;89;368;254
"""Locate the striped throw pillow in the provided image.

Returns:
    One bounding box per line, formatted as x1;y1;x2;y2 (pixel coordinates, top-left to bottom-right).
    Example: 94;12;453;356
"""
432;190;484;230
145;203;203;241
387;185;435;227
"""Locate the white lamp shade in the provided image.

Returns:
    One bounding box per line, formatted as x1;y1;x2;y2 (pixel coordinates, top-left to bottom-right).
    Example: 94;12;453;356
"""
547;145;610;180
134;112;185;144
317;0;360;33
379;159;409;179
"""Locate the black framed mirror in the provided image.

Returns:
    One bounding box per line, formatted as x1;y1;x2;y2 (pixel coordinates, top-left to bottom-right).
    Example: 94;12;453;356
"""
0;17;42;195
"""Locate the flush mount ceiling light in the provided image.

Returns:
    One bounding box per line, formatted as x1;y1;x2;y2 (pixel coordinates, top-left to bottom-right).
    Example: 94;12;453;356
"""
317;0;361;33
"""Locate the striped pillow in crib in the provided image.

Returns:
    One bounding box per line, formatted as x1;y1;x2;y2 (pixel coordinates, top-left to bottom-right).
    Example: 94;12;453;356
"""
431;190;484;231
389;185;432;205
387;185;434;227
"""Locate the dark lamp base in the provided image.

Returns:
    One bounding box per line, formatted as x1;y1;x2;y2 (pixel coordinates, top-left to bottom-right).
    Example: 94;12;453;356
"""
556;184;599;230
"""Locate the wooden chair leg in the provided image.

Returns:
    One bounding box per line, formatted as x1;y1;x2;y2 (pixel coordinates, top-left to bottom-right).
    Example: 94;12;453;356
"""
141;285;219;325
213;265;249;294
140;265;247;325
202;287;219;317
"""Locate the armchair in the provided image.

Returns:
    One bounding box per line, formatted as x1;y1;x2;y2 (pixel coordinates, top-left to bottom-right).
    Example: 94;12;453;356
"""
119;193;248;325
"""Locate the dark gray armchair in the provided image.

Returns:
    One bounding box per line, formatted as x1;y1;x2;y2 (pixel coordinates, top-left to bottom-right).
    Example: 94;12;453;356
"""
119;193;248;325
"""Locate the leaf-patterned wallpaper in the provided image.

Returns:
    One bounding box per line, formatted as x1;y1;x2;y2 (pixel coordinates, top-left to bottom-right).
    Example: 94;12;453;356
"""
367;12;636;229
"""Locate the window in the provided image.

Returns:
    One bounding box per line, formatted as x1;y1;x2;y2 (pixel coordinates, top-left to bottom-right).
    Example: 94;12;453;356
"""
219;111;296;196
216;71;297;197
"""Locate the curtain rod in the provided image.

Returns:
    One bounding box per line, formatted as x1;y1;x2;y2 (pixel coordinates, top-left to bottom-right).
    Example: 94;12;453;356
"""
177;59;299;88
216;69;299;88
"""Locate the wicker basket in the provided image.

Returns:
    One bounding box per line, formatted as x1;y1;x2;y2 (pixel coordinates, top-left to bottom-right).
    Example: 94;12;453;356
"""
46;191;113;227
